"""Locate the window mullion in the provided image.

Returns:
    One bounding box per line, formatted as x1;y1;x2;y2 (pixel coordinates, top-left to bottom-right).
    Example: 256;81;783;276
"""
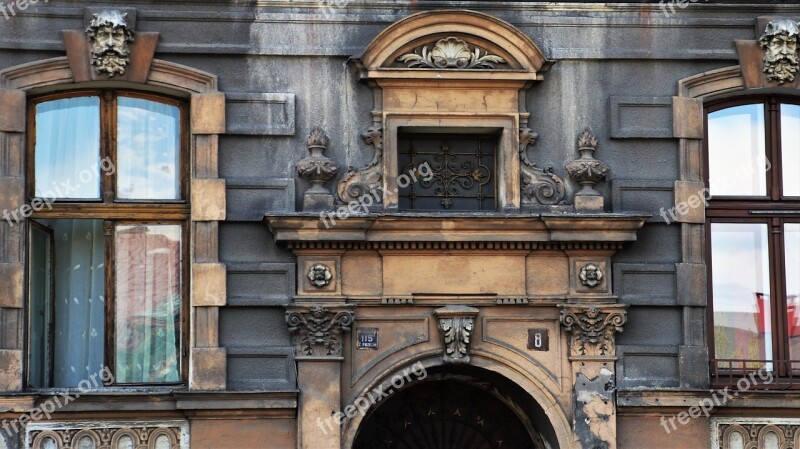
103;219;115;386
768;99;781;202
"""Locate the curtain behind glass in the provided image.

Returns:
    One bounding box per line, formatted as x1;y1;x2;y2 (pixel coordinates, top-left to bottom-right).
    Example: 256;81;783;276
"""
50;220;106;387
707;104;767;196
35;97;101;199
117;98;180;200
115;224;181;383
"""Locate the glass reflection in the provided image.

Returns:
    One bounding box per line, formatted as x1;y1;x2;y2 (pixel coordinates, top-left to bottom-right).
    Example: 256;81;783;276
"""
708;104;768;196
782;104;800;196
115;224;181;383
117;97;181;200
711;223;772;367
786;224;800;360
35;97;101;199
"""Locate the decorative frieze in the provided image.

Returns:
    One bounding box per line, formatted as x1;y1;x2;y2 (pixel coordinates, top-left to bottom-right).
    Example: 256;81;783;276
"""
559;304;626;358
519;128;566;207
297;127;339;211
285;306;355;358
758;18;800;84
337;127;383;206
434;306;479;364
85;10;135;77
397;37;507;70
712;418;800;449
27;421;188;449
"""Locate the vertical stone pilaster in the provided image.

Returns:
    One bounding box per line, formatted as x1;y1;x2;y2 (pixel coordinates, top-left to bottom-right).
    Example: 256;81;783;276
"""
286;305;354;449
560;303;627;449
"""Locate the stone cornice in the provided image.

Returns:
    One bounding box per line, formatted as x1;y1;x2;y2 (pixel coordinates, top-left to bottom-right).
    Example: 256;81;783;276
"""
264;213;649;246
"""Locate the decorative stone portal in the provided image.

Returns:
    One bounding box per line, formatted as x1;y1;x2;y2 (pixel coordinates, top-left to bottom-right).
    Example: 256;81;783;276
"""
352;369;555;449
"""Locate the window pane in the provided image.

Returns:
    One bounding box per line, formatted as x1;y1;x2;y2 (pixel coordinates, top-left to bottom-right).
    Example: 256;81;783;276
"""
28;219;105;388
35;97;101;199
115;224;181;383
708;104;767;196
117;98;181;200
28;224;52;388
786;224;800;360
782;104;800;196
711;223;772;366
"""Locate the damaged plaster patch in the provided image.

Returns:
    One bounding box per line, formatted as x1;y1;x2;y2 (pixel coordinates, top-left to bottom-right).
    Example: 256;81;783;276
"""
574;369;615;449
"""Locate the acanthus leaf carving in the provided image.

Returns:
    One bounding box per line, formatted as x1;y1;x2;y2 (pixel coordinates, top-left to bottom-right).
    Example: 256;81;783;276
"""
337;126;383;205
434;306;479;364
559;304;626;358
397;37;507;70
286;306;354;358
519;128;566;206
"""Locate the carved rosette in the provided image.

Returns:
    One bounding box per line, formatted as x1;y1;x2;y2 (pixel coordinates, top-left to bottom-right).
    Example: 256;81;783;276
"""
578;263;604;288
337;127;383;205
397;37;507;69
286;306;355;358
307;263;333;288
85;10;135;77
434;306;479;364
519;128;566;206
565;128;609;197
559;304;626;358
758;18;800;84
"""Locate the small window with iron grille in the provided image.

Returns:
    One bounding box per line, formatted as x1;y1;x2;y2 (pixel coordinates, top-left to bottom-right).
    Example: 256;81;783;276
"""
397;133;497;211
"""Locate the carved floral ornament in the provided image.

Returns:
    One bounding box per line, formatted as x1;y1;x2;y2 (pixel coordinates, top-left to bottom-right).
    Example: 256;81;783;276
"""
307;263;333;288
559;304;626;358
337;127;383;205
434;306;479;364
397;37;508;69
286;306;355;358
579;263;604;288
85;10;135;77
758;18;800;84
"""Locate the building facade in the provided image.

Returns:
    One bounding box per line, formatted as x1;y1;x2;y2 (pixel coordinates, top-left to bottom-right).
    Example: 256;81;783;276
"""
0;1;799;448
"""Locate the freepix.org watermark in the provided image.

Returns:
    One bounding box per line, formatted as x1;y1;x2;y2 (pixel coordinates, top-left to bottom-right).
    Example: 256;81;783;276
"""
316;362;428;435
2;156;115;227
319;162;433;229
1;366;114;437
1;0;48;20
659;366;774;434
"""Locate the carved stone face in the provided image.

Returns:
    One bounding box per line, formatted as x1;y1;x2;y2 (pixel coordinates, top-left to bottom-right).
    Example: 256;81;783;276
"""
759;19;800;84
86;11;134;77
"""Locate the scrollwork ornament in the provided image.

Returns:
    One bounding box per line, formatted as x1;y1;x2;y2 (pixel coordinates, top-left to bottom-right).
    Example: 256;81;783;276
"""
579;263;604;288
286;306;354;357
337;127;383;205
307;263;333;288
559;305;626;357
519;128;566;206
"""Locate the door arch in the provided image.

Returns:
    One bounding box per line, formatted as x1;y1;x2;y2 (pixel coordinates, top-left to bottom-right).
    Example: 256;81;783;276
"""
352;366;557;449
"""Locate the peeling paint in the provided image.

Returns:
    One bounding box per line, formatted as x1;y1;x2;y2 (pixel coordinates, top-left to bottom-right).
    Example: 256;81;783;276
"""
574;370;615;449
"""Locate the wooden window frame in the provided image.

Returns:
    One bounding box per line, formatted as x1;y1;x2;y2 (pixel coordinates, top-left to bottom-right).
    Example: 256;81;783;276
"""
25;89;191;389
705;95;800;379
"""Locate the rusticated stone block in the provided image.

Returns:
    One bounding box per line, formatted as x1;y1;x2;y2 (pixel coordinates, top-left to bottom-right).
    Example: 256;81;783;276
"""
191;263;226;307
191;93;226;135
191;178;226;222
190;347;227;391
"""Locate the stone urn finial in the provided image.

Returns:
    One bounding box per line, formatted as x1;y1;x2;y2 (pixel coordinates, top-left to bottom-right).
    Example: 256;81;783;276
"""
297;127;339;211
565;128;609;211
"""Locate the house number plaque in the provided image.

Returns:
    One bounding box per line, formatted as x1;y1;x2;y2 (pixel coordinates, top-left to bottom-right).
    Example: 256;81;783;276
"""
527;328;549;351
357;328;378;350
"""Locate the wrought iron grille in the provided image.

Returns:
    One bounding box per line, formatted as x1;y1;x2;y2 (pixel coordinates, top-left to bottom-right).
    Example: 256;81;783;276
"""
398;134;496;211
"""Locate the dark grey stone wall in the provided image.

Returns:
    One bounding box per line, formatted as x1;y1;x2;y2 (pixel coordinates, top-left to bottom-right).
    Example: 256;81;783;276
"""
3;0;799;392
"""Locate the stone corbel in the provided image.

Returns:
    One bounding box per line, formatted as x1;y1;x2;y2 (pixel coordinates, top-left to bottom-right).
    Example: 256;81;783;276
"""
559;303;627;360
434;306;479;364
285;305;355;359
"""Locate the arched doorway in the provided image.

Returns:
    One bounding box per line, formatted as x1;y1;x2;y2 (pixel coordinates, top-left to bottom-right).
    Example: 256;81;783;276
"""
352;367;556;449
